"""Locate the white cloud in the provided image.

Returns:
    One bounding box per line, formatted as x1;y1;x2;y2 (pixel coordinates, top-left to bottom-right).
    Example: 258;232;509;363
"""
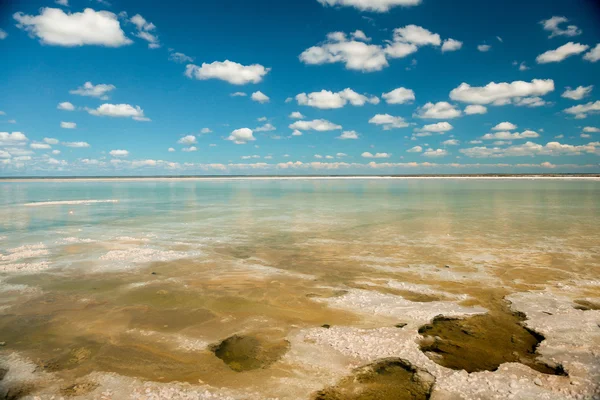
0;29;7;40
464;105;487;115
130;14;159;49
513;96;547;107
581;133;591;138
291;130;303;136
316;0;421;12
583;44;600;62
251;91;270;103
185;60;270;85
517;62;530;71
168;147;175;152
481;130;539;140
477;44;491;52
583;127;600;133
31;143;51;149
492;122;517;131
362;152;390;158
255;123;276;132
44;138;59;145
109;149;129;157
368;114;409;130
60;121;76;129
296;88;379;109
314;154;323;159
351;30;370;41
564;101;600;119
289;119;342;131
177;135;197;145
228;128;255;144
63;141;90;148
381;87;415;104
57;101;75;111
257;117;267;122
418;121;453;132
87;103;149;121
289;111;305;119
200;128;212;133
70;81;115;98
441;39;462;52
442;139;459;146
52;150;61;155
182;146;197;152
562;85;593;100
449;79;555;105
392;25;440;46
337;130;359;139
14;8;132;47
169;51;193;63
407;145;422;153
423;148;447;157
0;132;28;146
536;42;589;64
231;92;247;97
460;141;599;158
540;16;582;38
414;102;461;119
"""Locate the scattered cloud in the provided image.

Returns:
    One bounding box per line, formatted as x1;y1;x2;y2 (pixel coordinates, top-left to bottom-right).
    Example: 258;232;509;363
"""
168;147;175;152
362;152;390;158
177;135;197;145
109;149;129;157
14;8;132;47
0;29;7;40
414;102;461;119
460;141;599;158
296;88;379;109
63;141;90;148
381;87;415;104
31;143;51;149
481;130;539;140
185;60;270;85
130;14;159;49
289;111;305;119
417;121;453;133
423;148;447;157
563;101;600;119
169;50;193;63
227;128;255;144
87;103;149;121
562;85;593;100
231;92;247;97
182;146;197;152
583;44;600;62
70;81;115;99
442;139;460;146
57;101;75;111
44;138;59;145
289;119;342;131
441;39;462;52
492;122;517;131
369;114;409;130
540;16;581;38
316;0;422;12
251;91;270;103
407;146;422;153
200;128;212;134
0;132;28;146
337;130;359;139
536;42;589;64
477;44;491;52
255;123;276;132
464;105;487;115
583;126;599;133
60;121;76;129
449;79;554;105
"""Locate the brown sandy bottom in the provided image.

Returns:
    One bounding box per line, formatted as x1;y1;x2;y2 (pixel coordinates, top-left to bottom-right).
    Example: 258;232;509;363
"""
0;229;599;399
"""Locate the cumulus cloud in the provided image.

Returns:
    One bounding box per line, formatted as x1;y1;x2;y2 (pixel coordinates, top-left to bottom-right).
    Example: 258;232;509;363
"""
460;141;599;158
449;79;555;105
583;126;600;133
182;146;197;152
185;60;270;85
540;16;582;38
14;8;132;47
60;121;76;129
0;29;7;40
57;101;75;111
481;130;539;140
536;42;589;64
227;128;255;144
0;132;28;145
300;26;448;73
130;14;159;49
362;152;390;158
492;122;517;131
562;85;593;100
177;135;197;145
44;138;59;145
251;91;270;103
87;103;149;121
200;128;212;134
296;88;379;109
289;111;305;119
168;147;175;152
351;30;370;41
316;0;422;12
255;123;276;132
169;50;194;63
477;44;491;52
289;119;342;131
70;81;115;99
31;143;51;149
417;121;453;133
407;145;422;153
369;114;409;130
563;101;600;119
514;97;547;108
109;149;129;157
423;148;447;157
583;44;600;62
464;105;487;115
63;141;90;148
441;39;462;52
442;139;459;146
337;130;359;139
231;92;247;97
381;87;415;104
414;102;461;119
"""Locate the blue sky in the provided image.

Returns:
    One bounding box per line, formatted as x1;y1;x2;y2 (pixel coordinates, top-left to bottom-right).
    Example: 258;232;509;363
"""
1;0;600;176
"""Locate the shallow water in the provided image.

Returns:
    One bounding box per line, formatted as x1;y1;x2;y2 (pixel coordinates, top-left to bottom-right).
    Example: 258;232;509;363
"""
0;178;599;399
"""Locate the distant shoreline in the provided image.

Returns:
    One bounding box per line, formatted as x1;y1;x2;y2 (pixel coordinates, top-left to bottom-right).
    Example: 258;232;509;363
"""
1;174;600;182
